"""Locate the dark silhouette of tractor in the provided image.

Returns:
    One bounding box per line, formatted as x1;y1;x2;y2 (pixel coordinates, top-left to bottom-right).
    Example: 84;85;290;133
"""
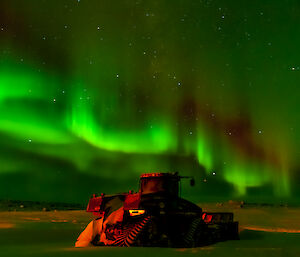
85;172;239;247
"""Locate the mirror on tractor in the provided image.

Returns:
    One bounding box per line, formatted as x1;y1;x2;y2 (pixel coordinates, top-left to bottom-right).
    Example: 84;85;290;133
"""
190;178;195;186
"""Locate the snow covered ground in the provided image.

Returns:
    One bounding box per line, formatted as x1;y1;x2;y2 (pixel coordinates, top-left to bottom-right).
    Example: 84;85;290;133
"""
1;204;299;257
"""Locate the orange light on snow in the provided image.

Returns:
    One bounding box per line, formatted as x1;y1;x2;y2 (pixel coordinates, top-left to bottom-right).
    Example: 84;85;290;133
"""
129;210;145;216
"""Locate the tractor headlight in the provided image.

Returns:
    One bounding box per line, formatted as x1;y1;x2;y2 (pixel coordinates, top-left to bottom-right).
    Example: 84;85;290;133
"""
129;210;146;217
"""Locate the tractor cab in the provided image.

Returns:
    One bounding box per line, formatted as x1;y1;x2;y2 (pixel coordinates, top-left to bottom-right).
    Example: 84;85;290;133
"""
138;172;194;213
139;172;180;197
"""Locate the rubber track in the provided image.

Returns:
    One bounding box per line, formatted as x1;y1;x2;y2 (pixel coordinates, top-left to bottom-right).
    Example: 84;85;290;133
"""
111;215;151;246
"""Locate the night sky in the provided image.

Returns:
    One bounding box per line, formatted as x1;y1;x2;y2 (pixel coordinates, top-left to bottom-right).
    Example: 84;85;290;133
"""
0;0;299;204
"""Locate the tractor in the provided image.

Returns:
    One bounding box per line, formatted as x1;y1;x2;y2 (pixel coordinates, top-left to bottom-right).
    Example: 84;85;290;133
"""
84;172;239;247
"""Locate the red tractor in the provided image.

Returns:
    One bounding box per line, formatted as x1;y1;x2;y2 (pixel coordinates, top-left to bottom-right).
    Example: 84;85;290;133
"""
84;172;239;247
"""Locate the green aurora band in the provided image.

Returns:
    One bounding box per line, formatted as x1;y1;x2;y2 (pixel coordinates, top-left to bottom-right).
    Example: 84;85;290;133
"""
0;0;299;203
